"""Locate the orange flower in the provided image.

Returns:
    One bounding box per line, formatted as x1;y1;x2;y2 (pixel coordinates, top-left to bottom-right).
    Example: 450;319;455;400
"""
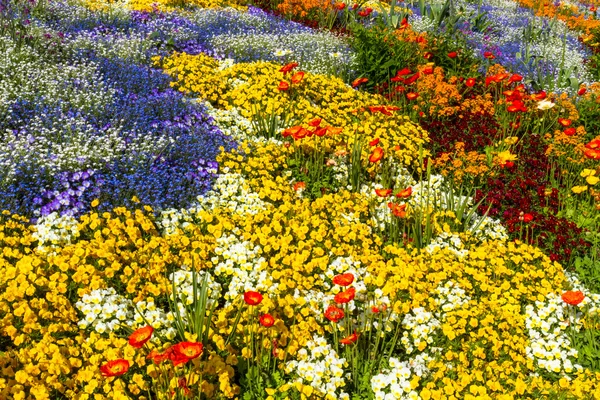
375;188;393;197
100;359;130;377
388;202;407;218
279;62;298;74
562;291;584;306
308;118;322;127
334;2;345;10
278;81;290;91
147;349;168;365
282;126;309;140
369;138;380;146
508;74;523;83
586;139;600;149
369;147;384;163
332;273;354;286
169;342;203;366
129;325;153;349
291;71;305;84
293;181;306;191
244;291;263;305
406;92;419;100
340;332;359;345
558;118;571;127
352;77;369;88
324;305;345;322
584;149;600;160
259;314;275;327
334;287;356;304
396;187;412;198
532;91;547;100
422;66;434;75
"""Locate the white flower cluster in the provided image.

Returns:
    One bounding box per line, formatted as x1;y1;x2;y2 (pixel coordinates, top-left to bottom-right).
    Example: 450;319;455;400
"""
32;212;79;253
433;281;471;314
76;288;133;333
371;354;434;400
525;293;582;374
133;300;177;341
156;208;198;236
401;308;440;354
196;172;267;216
285;336;349;400
425;232;469;258
211;233;275;302
169;267;222;307
467;215;508;242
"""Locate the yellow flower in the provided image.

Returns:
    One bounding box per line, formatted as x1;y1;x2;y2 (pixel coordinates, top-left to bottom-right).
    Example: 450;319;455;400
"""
572;185;588;193
586;175;600;185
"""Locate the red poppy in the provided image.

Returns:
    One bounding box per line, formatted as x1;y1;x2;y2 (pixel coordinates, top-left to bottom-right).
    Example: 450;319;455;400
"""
558;118;571;127
508;74;523;83
584;149;600;160
404;72;420;85
564;128;576;136
358;7;373;17
308;118;321;127
324;305;345;322
100;359;130;377
313;127;327;137
244;291;263;305
334;287;356;304
334;2;346;10
129;325;154;349
483;51;495;59
532;91;547;100
586;139;600;149
465;78;476;87
388;202;407;218
171;342;203;364
562;291;584;306
406;92;419;101
340;332;359;345
279;62;298;74
591;6;597;12
259;314;275;327
375;188;393;197
447;51;458;58
369;147;384;163
278;81;289;91
369;138;380;146
352;77;368;88
396;68;412;76
333;273;355;286
283;126;309;140
578;87;587;96
369;105;384;114
396;187;412;198
520;213;533;223
291;71;304;84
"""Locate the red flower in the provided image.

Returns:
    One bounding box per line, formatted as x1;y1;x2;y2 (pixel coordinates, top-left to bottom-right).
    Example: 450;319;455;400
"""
521;213;533;223
375;188;393;197
334;287;356;304
564;128;576;136
100;359;130;377
283;126;309;140
578;87;587;96
278;81;289;91
244;291;263;305
147;349;168;365
586;139;600;149
279;62;298;74
369;147;384;163
406;92;419;101
584;149;600;160
396;68;412;76
340;332;359;345
508;74;523;83
504;161;515;169
170;342;203;365
558;118;571;127
333;273;355;286
388;202;407;218
396;187;412;198
532;91;547;100
291;71;304;84
259;314;275;327
423;52;433;60
447;51;458;58
308;118;322;127
334;2;346;10
465;77;476;87
293;181;306;192
562;291;584;306
352;77;368;88
129;325;153;349
324;305;345;322
422;66;434;75
369;138;380;146
483;51;495;59
358;7;373;17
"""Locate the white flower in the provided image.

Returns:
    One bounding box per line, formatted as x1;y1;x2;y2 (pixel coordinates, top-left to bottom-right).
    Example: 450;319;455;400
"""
537;100;555;110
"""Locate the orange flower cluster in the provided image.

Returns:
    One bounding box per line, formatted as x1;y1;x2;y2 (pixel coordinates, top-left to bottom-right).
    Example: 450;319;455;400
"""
276;0;332;19
394;23;428;50
515;0;600;37
282;118;342;140
432;142;491;184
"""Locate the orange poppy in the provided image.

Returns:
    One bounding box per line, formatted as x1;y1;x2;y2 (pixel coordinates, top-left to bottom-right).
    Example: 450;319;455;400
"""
279;62;298;74
100;359;130;377
562;291;584;306
128;325;153;349
244;291;263;305
334;287;356;304
313;127;327;137
259;314;275;327
508;74;523;83
291;71;304;84
396;187;412;198
375;188;393;197
147;349;168;365
558;118;571;127
358;7;373;17
308;118;322;127
406;92;419;100
333;273;354;286
340;332;359;345
172;342;203;361
388;202;407;218
586;139;600;149
584;149;600;160
532;91;547;100
369;138;380;146
352;77;368;88
278;81;289;91
369;147;384;163
334;2;346;10
293;181;306;191
324;305;345;322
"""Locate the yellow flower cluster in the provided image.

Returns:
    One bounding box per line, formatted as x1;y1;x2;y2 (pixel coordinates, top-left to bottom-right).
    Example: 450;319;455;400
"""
84;0;246;12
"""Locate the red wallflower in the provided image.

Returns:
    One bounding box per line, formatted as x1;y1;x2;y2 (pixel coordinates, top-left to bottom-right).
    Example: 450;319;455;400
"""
334;287;356;304
324;305;345;322
332;273;354;286
244;291;263;305
100;359;130;377
562;291;584;306
128;325;153;349
259;314;275;327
